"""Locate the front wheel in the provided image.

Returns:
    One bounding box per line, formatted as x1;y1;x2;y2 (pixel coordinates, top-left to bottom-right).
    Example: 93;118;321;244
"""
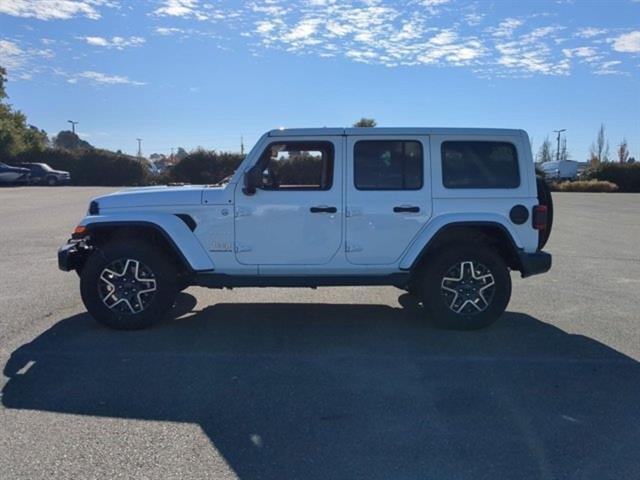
416;244;511;330
80;240;178;330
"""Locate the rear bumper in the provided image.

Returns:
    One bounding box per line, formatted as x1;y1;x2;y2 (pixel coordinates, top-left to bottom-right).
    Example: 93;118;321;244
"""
518;251;552;278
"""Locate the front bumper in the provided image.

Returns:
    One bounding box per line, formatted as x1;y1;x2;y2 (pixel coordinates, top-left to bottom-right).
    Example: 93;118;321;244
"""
518;251;552;278
58;240;91;271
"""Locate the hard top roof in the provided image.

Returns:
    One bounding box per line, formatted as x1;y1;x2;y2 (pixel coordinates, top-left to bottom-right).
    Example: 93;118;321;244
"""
268;127;525;137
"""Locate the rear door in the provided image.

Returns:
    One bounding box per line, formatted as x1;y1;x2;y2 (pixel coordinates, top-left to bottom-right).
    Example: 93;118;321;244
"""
345;135;431;265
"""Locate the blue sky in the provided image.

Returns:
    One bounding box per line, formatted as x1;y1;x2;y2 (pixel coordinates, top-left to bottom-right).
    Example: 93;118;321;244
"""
1;0;639;160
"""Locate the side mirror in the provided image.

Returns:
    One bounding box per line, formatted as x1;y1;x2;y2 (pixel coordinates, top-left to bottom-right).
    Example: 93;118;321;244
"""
243;165;261;195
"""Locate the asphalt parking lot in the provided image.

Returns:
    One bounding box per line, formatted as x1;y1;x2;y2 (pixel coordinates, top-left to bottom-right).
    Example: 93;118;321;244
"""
1;187;639;479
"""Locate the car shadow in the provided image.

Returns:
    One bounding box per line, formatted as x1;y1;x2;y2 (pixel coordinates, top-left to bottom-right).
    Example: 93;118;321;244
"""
3;293;640;479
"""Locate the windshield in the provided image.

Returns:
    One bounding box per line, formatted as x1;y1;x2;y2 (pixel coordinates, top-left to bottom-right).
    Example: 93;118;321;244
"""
36;163;53;171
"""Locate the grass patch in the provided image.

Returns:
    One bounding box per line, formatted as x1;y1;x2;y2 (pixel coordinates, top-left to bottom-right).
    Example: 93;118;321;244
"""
550;180;619;192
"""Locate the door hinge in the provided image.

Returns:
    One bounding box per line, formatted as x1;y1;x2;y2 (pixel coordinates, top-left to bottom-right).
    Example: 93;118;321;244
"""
345;243;363;253
235;243;252;253
346;207;362;218
235;207;251;218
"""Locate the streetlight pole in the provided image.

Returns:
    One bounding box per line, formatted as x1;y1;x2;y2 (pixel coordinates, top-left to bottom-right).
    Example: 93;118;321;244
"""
553;129;566;161
67;120;79;134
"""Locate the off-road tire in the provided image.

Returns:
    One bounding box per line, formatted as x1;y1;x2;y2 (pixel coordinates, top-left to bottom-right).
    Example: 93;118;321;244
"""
80;240;178;330
417;243;511;330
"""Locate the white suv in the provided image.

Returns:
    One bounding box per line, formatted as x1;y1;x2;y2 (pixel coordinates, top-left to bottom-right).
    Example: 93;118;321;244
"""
59;128;552;330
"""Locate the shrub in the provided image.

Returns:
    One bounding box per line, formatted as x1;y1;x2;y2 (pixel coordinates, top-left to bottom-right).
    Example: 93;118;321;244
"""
584;163;640;192
169;150;244;184
550;180;619;193
13;148;149;186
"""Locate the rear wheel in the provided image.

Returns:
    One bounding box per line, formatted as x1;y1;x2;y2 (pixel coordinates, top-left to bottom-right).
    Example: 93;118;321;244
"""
80;240;178;330
416;243;511;330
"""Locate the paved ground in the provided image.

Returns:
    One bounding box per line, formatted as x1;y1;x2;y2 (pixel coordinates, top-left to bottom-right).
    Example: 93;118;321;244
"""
1;187;639;480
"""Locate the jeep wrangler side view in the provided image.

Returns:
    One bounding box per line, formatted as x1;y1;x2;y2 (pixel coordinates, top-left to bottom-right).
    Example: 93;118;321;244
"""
58;128;552;331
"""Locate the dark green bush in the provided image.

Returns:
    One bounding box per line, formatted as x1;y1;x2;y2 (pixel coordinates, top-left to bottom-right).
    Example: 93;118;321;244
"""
13;148;149;186
585;163;640;193
169;150;244;184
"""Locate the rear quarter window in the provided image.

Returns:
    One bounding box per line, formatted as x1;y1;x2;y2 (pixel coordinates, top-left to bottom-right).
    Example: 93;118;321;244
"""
441;141;520;189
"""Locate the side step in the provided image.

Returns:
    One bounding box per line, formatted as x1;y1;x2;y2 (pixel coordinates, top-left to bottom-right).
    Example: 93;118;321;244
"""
192;273;411;289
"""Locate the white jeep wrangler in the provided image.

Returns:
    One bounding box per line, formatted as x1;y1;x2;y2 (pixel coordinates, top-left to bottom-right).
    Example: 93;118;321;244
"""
59;128;552;331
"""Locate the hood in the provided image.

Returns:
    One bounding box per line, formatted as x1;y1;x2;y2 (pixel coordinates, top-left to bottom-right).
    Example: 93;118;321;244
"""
95;185;212;209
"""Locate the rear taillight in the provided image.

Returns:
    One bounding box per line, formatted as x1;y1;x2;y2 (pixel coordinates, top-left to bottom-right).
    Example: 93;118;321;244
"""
532;205;548;230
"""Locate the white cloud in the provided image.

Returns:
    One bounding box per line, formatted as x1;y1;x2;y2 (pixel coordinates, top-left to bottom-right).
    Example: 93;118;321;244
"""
612;31;640;53
249;1;484;68
594;60;623;75
493;24;569;76
154;0;207;20
562;46;597;59
0;40;25;70
575;27;607;38
0;0;116;21
0;38;53;75
490;18;523;38
71;70;146;86
155;27;186;36
464;13;484;26
80;36;145;49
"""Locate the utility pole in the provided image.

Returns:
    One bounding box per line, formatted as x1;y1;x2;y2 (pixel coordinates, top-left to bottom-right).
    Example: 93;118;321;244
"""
67;120;79;134
553;129;566;161
240;135;245;156
136;138;143;159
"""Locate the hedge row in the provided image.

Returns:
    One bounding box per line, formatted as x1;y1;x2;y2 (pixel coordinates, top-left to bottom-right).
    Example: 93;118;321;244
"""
584;163;640;193
550;180;619;192
10;148;149;186
167;150;244;184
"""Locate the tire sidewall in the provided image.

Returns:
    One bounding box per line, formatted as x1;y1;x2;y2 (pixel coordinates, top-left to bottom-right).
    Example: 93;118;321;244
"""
80;241;178;330
420;244;511;330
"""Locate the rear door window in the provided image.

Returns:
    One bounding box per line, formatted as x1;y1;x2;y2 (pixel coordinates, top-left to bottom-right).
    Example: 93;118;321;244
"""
354;140;423;190
441;141;520;188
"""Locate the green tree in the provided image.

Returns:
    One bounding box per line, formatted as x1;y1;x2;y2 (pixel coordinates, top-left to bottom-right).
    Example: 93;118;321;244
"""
53;130;92;150
0;66;48;158
353;118;377;127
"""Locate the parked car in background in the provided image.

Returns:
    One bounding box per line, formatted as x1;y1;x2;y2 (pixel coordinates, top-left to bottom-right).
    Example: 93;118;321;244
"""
0;162;30;185
540;160;578;181
18;163;71;186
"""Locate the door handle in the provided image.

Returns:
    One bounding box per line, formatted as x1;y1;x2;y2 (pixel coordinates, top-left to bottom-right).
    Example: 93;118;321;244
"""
310;206;337;213
393;205;420;213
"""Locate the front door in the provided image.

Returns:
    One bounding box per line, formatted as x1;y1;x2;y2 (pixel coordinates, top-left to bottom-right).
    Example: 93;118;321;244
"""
345;135;431;265
234;137;343;265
